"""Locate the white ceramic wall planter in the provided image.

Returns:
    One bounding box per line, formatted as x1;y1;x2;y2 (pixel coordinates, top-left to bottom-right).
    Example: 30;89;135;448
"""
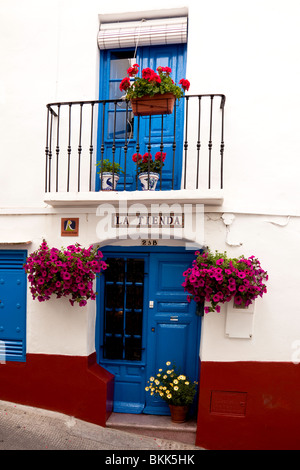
225;298;256;339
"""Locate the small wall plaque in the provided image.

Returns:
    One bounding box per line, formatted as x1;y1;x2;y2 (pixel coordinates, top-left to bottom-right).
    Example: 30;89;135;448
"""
210;391;247;416
61;218;79;237
225;298;255;339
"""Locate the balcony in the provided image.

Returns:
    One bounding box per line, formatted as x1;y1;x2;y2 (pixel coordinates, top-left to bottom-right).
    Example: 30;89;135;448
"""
44;94;225;207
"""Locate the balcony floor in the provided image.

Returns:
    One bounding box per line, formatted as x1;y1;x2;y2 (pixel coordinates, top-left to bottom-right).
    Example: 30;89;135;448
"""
44;189;224;207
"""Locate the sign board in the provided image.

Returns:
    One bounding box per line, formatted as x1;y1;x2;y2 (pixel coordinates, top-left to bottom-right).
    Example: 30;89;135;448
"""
61;218;79;237
112;213;184;228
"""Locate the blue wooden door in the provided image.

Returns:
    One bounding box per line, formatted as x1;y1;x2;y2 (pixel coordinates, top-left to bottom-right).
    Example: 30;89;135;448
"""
144;252;200;415
97;248;201;415
98;44;186;191
98;252;149;413
0;251;27;362
134;45;186;190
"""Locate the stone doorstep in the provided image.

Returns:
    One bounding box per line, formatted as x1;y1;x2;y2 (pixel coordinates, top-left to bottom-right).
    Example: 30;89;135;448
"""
106;413;197;446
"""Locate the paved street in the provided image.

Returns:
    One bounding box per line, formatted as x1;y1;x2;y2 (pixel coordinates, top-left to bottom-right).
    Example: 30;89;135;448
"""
0;400;202;451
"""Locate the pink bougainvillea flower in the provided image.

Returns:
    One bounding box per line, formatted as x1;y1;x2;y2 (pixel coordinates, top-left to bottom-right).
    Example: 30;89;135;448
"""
182;249;268;313
23;240;107;307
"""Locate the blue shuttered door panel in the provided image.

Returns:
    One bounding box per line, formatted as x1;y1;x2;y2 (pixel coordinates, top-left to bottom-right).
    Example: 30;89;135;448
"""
0;251;27;362
98;254;148;413
98;44;187;191
144;253;200;415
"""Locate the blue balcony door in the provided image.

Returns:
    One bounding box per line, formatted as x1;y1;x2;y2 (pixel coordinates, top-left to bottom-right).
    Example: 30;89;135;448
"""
98;44;187;191
96;247;201;415
0;251;27;362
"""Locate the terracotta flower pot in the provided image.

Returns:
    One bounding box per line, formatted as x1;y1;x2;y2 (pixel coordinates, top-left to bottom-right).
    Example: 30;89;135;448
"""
169;404;189;423
131;93;176;116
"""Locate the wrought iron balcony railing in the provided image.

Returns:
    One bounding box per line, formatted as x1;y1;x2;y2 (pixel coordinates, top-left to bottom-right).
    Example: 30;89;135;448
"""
45;94;225;194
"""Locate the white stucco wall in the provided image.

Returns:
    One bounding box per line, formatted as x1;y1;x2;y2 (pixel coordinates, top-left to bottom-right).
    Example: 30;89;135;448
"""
1;0;300;362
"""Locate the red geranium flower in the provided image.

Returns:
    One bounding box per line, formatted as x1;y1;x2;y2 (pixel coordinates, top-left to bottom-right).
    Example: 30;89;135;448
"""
157;66;172;76
179;79;190;92
155;151;166;162
119;77;131;91
132;153;142;162
142;68;154;80
142;152;152;162
127;64;139;77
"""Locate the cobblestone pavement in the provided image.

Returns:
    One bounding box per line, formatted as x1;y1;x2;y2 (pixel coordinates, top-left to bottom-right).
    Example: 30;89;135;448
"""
0;400;203;451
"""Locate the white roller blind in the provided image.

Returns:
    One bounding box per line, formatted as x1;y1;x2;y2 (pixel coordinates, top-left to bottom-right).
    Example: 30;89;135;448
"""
98;17;188;50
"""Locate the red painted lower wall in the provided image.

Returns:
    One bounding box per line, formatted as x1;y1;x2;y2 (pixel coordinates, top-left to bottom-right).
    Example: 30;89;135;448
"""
0;353;114;427
196;361;300;450
2;355;299;449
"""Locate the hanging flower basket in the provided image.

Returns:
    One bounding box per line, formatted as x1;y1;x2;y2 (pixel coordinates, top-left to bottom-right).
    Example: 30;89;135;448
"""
182;249;268;313
119;64;190;117
23;240;107;307
130;93;176;116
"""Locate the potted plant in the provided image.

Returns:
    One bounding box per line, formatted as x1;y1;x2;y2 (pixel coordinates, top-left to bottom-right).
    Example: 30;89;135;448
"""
23;240;107;307
145;361;197;423
120;64;190;116
182;249;268;313
96;159;124;190
132;151;166;190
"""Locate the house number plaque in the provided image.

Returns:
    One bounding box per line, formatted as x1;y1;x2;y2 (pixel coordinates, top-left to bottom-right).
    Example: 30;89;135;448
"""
141;240;158;246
